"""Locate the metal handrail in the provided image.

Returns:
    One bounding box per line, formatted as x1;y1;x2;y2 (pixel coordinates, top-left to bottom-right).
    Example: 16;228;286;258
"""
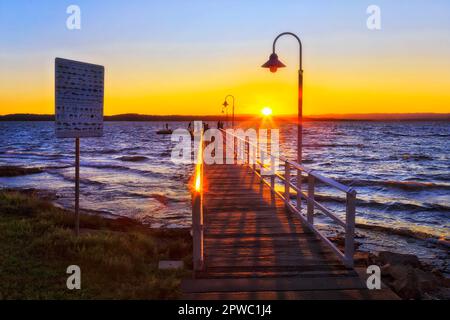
221;128;356;268
191;130;204;272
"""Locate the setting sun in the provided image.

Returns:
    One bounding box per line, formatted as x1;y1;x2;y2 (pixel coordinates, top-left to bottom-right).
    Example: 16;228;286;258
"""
261;107;273;116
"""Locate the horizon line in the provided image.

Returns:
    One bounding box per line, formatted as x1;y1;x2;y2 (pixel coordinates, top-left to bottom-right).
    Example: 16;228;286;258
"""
1;112;449;117
1;112;449;121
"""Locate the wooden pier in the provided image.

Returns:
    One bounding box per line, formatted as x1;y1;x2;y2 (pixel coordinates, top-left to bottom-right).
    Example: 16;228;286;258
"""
182;130;398;299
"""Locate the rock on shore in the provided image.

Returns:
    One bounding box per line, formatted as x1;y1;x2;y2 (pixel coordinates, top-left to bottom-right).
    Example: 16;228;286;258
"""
0;166;43;177
360;251;450;299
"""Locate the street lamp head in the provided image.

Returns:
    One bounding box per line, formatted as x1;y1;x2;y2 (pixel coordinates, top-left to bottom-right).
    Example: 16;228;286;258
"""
261;53;286;73
222;101;229;107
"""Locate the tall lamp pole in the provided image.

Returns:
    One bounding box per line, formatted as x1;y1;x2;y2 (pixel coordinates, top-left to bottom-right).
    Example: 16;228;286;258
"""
223;95;235;128
261;32;303;165
221;105;229;127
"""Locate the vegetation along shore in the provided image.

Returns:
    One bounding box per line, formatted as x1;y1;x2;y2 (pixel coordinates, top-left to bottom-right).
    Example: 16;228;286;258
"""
0;188;191;299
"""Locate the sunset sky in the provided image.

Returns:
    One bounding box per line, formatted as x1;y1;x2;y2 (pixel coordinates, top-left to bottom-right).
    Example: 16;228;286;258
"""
1;0;449;116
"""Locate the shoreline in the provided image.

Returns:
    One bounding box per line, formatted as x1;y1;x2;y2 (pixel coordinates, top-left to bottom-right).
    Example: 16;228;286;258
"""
1;165;447;240
26;185;450;249
53;187;450;260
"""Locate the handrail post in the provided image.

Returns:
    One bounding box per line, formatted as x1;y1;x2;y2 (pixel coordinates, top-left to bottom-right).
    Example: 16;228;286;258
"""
252;145;257;172
296;169;302;213
246;138;250;165
192;129;204;273
192;191;204;272
268;155;275;192
344;190;356;268
233;136;240;163
284;161;290;205
307;174;315;225
270;175;275;193
259;149;265;184
222;129;226;161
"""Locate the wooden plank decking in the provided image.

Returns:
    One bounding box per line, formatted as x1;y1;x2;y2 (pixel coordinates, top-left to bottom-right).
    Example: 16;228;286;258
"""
182;164;399;299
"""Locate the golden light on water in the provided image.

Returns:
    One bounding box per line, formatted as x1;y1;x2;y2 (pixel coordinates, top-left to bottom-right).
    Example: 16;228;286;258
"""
261;107;273;116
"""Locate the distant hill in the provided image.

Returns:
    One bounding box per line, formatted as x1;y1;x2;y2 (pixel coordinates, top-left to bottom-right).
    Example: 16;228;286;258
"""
0;113;235;122
0;114;55;121
0;113;449;121
305;113;450;121
105;114;237;121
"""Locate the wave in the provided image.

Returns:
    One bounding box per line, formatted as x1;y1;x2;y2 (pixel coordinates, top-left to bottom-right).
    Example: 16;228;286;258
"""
296;193;450;213
389;154;434;161
379;200;450;213
45;162;137;173
383;131;450;138
43;169;106;187
81;163;131;170
82;146;142;155
44;164;73;170
160;150;172;157
353;222;450;244
83;149;118;155
147;193;184;205
46;162;178;187
117;156;149;162
109;190;185;206
1;151;64;159
339;178;450;191
80;162;169;179
302;143;365;148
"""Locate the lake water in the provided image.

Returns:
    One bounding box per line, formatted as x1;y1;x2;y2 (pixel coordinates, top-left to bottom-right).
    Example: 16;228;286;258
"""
0;120;449;238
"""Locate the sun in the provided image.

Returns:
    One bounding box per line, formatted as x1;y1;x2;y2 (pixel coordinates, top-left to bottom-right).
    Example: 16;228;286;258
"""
261;107;273;116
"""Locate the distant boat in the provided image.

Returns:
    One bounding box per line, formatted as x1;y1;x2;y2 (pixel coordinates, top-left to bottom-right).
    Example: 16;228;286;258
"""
157;129;173;135
157;124;173;134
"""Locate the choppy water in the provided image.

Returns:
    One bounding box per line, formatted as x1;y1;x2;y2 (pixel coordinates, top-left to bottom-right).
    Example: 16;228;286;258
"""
0;121;449;238
278;121;450;240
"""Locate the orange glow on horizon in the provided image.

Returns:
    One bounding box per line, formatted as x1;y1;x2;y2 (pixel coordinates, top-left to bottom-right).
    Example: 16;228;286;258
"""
1;53;450;116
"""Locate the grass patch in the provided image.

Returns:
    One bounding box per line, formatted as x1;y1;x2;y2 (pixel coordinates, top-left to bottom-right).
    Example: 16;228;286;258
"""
0;190;192;299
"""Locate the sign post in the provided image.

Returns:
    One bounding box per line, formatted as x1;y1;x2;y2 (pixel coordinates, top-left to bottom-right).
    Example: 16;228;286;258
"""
55;58;104;236
75;138;80;236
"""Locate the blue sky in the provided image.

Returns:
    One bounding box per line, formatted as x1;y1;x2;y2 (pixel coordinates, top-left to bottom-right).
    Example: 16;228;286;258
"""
1;1;449;49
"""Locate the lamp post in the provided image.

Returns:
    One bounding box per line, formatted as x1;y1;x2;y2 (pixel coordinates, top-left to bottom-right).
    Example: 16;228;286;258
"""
223;95;235;128
261;32;303;165
221;105;228;127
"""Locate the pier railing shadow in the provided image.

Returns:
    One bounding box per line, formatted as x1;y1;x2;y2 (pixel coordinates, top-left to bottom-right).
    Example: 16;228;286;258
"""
218;129;357;269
